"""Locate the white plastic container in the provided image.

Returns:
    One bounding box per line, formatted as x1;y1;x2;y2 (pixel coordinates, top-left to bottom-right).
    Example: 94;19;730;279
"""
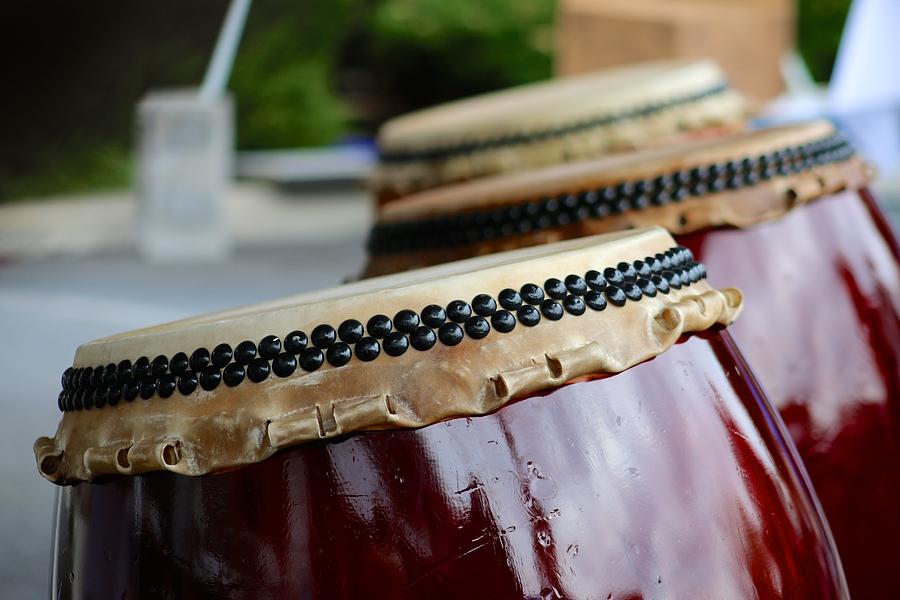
137;91;233;263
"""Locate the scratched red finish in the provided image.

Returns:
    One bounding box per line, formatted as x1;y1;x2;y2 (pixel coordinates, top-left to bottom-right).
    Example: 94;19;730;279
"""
679;190;900;600
51;332;846;599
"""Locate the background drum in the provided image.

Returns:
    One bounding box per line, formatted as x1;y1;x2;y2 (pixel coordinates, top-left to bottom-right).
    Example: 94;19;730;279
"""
365;121;900;599
373;59;747;205
38;230;846;599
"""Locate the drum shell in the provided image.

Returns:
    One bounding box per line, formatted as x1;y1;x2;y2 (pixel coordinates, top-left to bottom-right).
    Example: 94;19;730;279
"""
51;331;846;599
679;189;900;600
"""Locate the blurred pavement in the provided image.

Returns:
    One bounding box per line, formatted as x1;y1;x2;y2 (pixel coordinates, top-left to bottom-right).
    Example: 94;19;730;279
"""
0;185;369;598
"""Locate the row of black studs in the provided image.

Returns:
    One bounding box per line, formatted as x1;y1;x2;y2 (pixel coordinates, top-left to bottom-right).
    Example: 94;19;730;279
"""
368;134;855;254
378;84;730;164
57;246;706;412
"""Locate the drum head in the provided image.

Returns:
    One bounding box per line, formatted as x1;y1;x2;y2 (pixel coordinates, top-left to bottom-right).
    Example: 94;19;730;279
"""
36;228;741;483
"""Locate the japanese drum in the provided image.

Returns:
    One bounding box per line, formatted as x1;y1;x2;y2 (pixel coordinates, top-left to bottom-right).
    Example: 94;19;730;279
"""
373;59;747;205
36;230;847;599
365;120;900;599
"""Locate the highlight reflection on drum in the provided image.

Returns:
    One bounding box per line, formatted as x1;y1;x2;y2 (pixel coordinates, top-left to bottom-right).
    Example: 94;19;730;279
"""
37;230;846;598
365;121;900;599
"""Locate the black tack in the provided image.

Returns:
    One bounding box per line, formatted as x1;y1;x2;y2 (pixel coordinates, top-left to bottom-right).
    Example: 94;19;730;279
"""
92;386;107;408
633;260;651;278
446;300;473;323
410;326;437;351
688;265;702;283
517;304;541;327
170;352;189;374
123;378;141;402
211;343;233;368
157;374;177;398
338;319;365;343
96;384;111;408
646;256;663;273
464;316;491;339
603;267;625;285
491;310;516;333
247;358;271;383
355;337;382;361
234;341;257;364
393;309;421;334
189;348;210;372
605;286;627;307
617;262;638;281
325;342;352;367
563;295;586;316
471;294;497;317
666;249;680;267
544;278;567;299
258;335;282;360
223;363;245;387
90;366;104;388
651;274;670;294
383;332;410;356
585;269;607;291
272;352;298;377
133;357;151;378
61;368;73;390
284;330;309;354
366;314;393;338
311;324;337;348
77;367;92;389
300;347;326;371
540;299;564;321
69;389;82;411
148;355;167;377
636;277;658;297
498;288;523;310
564;275;587;296
177;371;198;396
622;282;643;301
79;388;92;410
438;323;464;346
520;283;545;305
199;367;221;392
107;382;123;406
585;290;607;311
421;304;447;328
663;270;683;289
657;252;672;270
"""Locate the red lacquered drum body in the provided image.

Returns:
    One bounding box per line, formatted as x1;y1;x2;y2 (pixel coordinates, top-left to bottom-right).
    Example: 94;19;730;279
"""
680;190;900;599
52;332;846;599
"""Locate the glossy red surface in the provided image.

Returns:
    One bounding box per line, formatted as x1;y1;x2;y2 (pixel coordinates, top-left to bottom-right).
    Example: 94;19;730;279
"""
52;332;846;599
680;190;900;600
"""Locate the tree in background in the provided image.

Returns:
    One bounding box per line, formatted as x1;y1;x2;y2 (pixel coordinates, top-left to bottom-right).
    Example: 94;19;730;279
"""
0;0;849;200
797;0;853;83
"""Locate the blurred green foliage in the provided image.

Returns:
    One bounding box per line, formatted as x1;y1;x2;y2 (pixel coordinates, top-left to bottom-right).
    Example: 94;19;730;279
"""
0;146;132;202
1;0;852;200
797;0;852;82
230;0;359;149
370;0;554;110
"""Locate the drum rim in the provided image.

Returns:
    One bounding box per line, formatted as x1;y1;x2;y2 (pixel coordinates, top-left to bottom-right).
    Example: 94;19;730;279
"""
364;121;871;276
378;59;737;160
36;228;742;483
372;59;748;195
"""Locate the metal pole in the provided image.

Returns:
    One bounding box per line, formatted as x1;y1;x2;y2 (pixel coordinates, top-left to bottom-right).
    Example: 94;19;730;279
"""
199;0;253;101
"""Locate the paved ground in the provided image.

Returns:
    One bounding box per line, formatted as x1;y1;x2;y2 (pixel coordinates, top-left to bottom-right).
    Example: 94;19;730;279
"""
0;187;369;598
